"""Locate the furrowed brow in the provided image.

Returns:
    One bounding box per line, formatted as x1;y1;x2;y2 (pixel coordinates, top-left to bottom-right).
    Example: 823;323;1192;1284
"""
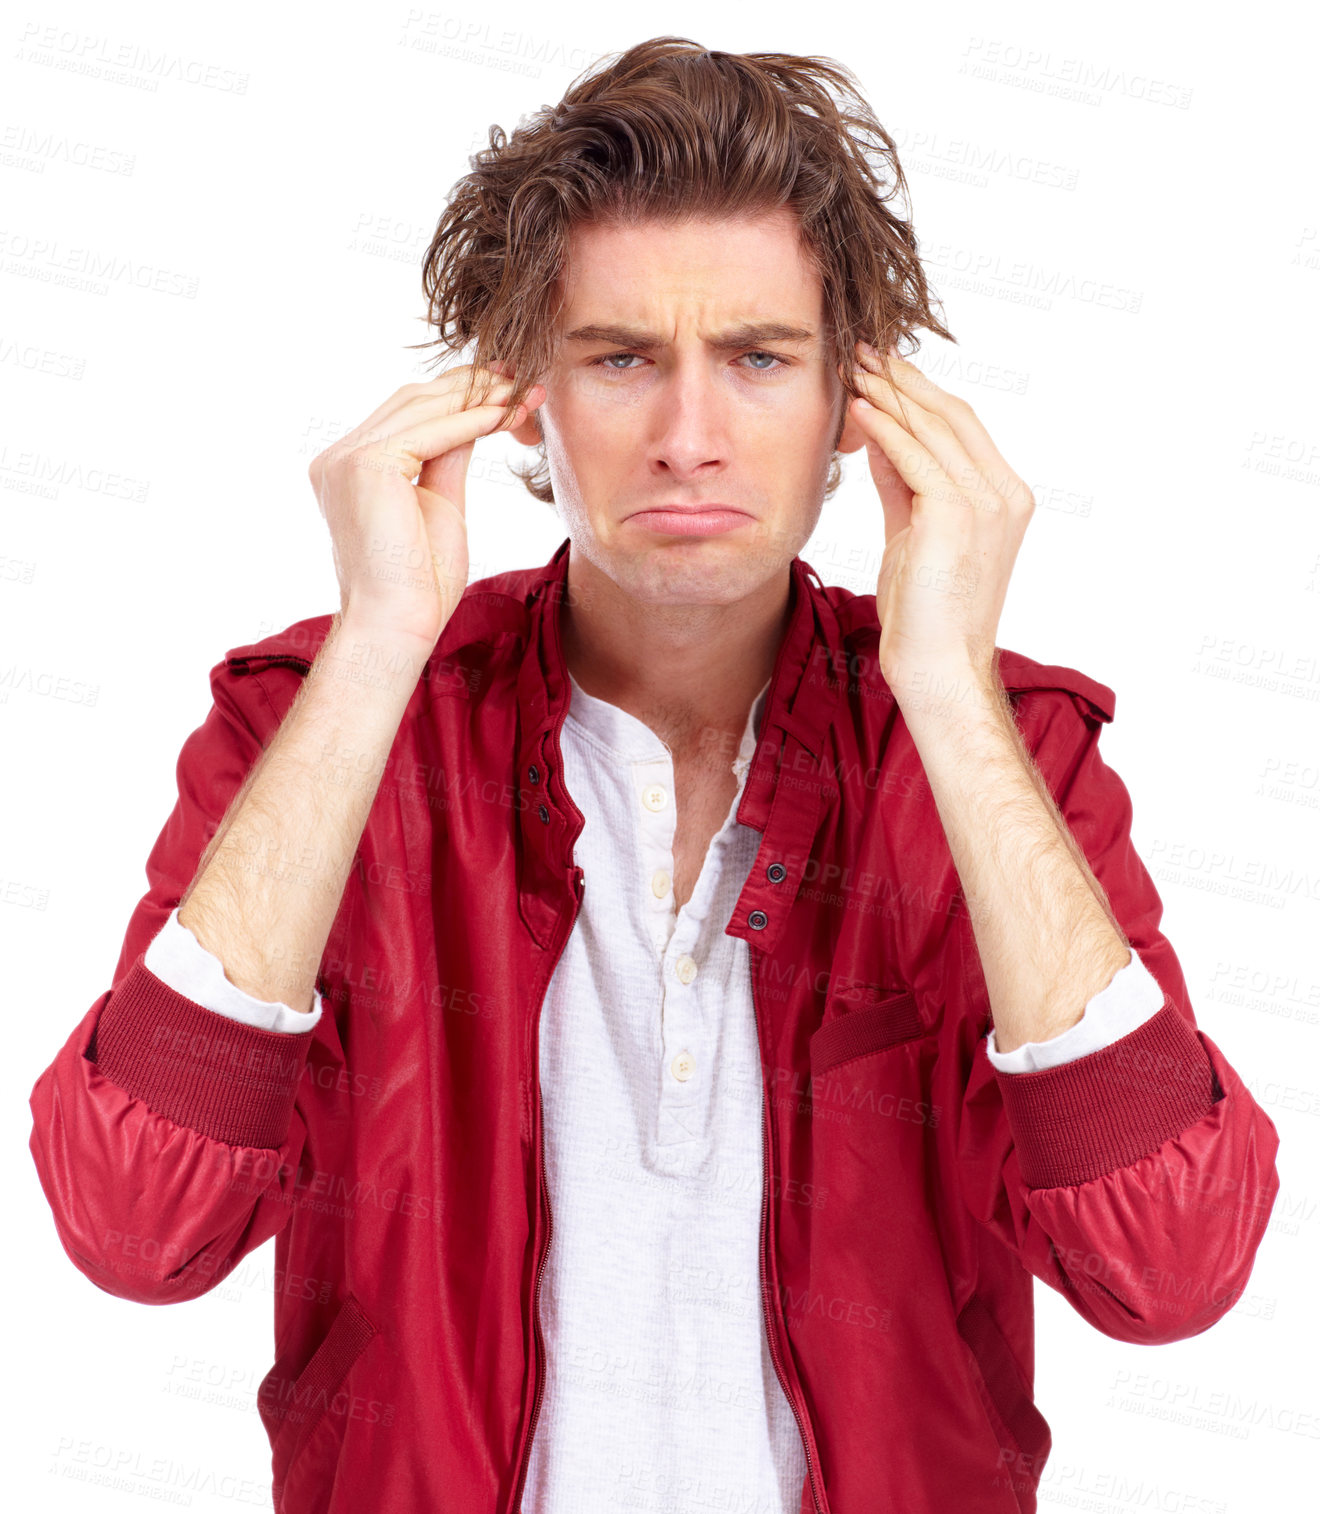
562;321;817;350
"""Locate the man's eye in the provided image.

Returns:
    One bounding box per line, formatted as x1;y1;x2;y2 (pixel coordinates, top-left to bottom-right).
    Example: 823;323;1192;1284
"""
588;351;788;373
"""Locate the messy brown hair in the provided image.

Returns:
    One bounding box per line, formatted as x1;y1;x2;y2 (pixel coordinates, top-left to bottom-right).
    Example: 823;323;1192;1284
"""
411;35;955;505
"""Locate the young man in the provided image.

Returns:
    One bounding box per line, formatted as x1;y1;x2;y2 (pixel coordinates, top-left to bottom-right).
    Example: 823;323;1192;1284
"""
30;37;1279;1514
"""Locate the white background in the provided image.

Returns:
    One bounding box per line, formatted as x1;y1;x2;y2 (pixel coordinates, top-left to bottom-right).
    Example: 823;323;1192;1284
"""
5;1;1317;1510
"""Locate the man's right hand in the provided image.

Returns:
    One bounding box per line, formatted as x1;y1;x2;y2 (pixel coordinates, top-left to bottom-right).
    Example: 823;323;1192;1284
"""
307;363;545;648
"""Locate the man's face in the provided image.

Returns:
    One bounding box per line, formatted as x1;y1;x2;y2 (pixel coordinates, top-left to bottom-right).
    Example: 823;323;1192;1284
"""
508;208;868;607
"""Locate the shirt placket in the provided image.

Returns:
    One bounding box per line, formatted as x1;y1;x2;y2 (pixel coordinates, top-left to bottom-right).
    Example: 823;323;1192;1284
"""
629;750;701;1160
643;747;763;1170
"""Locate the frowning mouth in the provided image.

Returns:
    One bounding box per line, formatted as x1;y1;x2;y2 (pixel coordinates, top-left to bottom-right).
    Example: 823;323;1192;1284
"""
626;506;753;537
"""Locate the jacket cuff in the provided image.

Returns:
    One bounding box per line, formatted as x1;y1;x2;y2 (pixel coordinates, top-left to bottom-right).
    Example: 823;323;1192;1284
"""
989;998;1224;1189
87;955;315;1149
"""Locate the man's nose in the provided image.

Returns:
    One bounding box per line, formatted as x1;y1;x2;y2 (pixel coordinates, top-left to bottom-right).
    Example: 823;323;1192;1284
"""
648;361;730;477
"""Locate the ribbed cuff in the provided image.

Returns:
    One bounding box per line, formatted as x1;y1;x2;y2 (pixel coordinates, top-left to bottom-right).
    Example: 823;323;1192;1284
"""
88;955;315;1149
991;999;1223;1189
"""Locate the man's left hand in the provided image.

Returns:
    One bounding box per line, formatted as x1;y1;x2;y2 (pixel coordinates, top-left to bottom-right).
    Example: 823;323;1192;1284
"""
841;341;1036;711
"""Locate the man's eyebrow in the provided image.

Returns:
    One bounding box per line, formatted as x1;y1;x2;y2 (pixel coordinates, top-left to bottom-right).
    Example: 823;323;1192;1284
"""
562;321;818;349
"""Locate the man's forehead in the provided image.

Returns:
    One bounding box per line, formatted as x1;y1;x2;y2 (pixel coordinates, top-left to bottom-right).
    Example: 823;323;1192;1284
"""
556;214;823;335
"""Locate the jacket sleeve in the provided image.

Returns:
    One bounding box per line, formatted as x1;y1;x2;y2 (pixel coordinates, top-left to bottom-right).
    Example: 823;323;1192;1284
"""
28;656;320;1306
954;682;1282;1345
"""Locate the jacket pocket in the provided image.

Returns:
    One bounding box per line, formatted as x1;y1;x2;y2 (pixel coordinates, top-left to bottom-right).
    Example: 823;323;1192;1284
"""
261;1293;380;1500
809;989;928;1078
956;1292;1051;1511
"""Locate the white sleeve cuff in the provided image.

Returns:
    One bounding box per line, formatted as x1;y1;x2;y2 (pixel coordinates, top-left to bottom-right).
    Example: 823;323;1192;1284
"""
984;947;1166;1073
143;906;324;1034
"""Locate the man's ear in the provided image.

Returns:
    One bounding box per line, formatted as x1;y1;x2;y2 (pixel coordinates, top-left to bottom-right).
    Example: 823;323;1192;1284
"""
485;359;545;446
507;406;543;447
835;403;870;456
828;359;871;457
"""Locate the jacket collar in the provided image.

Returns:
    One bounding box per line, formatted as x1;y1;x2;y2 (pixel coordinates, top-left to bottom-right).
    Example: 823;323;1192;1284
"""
513;536;846;955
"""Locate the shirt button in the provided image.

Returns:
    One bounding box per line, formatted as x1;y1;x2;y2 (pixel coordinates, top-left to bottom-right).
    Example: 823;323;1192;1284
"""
641;784;668;812
671;1051;696;1082
651;869;671;898
676;955;697;984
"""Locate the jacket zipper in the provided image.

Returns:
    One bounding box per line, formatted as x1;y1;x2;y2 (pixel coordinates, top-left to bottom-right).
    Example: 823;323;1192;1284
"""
508;862;584;1514
754;952;827;1514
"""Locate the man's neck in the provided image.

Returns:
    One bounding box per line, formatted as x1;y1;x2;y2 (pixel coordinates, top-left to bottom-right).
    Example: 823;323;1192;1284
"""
558;548;791;762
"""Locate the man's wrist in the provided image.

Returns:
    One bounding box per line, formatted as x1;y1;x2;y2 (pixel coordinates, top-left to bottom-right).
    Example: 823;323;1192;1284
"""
320;612;440;696
885;660;1005;729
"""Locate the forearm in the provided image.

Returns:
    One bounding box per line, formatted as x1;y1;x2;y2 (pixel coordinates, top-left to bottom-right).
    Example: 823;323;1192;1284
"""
897;664;1133;1056
178;613;432;1014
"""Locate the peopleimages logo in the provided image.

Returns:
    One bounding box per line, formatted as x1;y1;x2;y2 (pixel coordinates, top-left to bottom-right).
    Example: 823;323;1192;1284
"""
777;1280;892;1332
16;22;250;93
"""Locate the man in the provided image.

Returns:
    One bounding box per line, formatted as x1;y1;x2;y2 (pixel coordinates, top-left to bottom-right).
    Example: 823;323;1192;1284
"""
29;37;1279;1514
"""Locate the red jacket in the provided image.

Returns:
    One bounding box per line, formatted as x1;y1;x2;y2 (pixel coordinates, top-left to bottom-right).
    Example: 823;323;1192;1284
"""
29;536;1281;1514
